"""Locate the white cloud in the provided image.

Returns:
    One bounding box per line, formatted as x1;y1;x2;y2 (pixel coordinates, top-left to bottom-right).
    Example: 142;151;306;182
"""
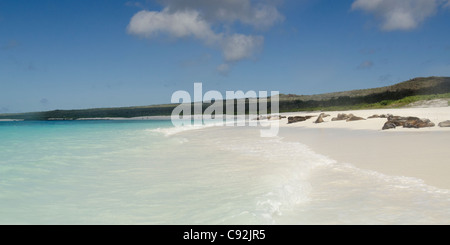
352;0;441;31
127;0;283;71
161;0;284;29
127;9;219;43
222;34;264;62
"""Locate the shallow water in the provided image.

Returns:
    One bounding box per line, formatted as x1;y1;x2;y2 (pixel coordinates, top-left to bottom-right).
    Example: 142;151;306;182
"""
0;121;449;224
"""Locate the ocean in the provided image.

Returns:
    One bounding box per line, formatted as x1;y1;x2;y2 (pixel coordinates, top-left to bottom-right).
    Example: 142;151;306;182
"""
1;120;449;224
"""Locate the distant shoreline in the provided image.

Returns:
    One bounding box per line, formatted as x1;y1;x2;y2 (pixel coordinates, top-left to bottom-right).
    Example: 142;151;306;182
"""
1;76;449;121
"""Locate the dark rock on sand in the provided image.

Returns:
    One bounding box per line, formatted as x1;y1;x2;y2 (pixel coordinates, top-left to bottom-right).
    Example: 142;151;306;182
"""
314;113;326;124
254;115;286;120
368;114;391;119
331;113;353;121
346;115;365;122
330;113;364;121
404;118;435;128
288;116;313;124
438;120;450;127
382;116;435;130
382;122;397;130
367;113;393;119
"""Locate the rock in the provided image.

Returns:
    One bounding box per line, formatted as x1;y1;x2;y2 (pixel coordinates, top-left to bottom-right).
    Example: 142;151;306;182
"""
331;113;354;121
386;116;418;126
382;122;396;130
254;115;286;120
369;114;391;119
404;119;435;128
315;117;324;124
330;113;364;121
382;115;435;130
438;120;450;127
346;116;365;122
314;113;326;124
288;116;313;124
378;114;392;119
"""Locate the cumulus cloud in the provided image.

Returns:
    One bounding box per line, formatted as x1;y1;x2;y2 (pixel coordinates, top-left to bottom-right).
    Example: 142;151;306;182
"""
128;9;219;42
221;34;264;62
127;0;283;73
352;0;446;31
160;0;284;29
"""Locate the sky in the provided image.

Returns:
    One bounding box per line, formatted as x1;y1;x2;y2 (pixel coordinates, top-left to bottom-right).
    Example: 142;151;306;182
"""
1;0;450;113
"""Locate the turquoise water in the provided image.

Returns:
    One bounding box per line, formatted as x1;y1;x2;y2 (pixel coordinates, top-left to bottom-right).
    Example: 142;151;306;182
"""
1;120;450;224
0;120;287;224
0;120;177;224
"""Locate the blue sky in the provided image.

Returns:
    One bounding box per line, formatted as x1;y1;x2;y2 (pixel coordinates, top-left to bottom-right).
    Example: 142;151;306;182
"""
1;0;450;113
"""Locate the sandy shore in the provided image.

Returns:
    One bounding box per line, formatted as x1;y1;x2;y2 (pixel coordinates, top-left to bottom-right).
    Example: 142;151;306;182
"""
278;107;450;132
276;106;450;189
0;119;24;122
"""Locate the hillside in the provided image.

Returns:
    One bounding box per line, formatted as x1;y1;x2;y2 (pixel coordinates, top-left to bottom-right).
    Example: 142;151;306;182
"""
278;76;450;101
275;76;450;112
1;76;449;120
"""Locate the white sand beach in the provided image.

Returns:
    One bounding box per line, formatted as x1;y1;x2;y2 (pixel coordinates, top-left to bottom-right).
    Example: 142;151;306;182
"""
276;106;450;189
279;107;450;132
171;106;450;224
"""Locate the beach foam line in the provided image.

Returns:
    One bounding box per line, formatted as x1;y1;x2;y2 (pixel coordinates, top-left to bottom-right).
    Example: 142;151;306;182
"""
146;118;252;136
146;122;218;136
146;125;211;136
213;136;336;223
335;161;450;194
181;125;450;223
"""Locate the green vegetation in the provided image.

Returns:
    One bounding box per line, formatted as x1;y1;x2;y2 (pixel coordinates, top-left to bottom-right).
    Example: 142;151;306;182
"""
0;104;178;121
278;76;450;102
367;93;450;108
275;76;450;112
277;93;450;112
1;76;449;120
